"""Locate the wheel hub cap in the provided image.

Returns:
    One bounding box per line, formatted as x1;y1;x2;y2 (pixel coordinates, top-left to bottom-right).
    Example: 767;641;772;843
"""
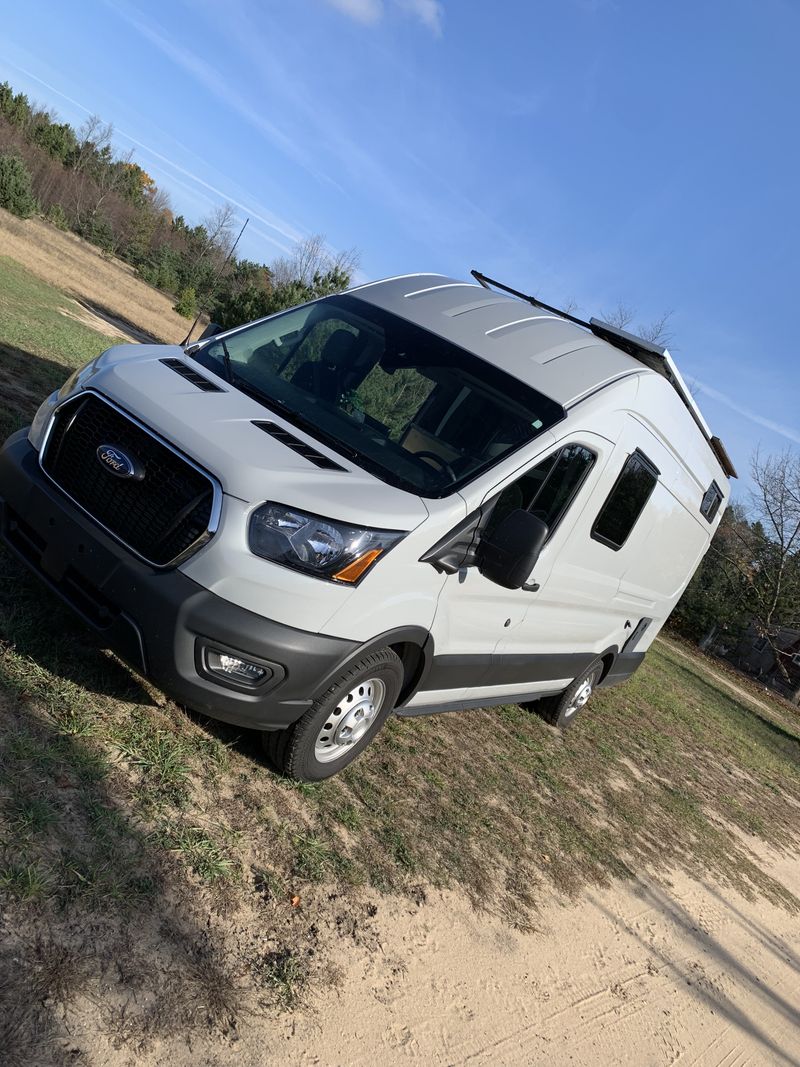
564;678;593;718
314;678;386;763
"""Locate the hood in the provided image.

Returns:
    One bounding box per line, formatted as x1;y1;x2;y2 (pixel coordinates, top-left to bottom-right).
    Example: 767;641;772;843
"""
80;344;430;531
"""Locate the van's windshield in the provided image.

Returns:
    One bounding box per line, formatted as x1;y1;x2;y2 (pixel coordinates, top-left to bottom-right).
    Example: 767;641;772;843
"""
192;294;564;497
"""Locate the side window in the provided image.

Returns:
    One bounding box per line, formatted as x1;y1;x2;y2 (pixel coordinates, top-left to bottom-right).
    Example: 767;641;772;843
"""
486;444;595;538
700;480;723;523
591;450;659;551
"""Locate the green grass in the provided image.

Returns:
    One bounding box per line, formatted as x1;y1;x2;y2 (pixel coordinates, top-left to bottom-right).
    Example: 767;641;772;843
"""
0;255;122;438
0;860;51;901
153;823;238;883
112;707;194;805
0;253;799;1057
0;255;120;365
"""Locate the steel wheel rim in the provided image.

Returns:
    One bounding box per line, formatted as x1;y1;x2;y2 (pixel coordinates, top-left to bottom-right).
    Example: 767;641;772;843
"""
563;677;594;719
314;677;386;763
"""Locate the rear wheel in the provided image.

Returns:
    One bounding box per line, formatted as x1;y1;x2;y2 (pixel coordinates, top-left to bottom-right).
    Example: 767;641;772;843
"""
527;660;604;729
263;648;403;782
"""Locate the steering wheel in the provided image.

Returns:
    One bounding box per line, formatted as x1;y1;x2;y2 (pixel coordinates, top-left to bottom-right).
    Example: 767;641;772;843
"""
414;450;457;482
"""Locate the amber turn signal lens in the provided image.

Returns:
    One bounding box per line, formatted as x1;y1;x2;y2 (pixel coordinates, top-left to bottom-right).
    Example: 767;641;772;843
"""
333;548;383;583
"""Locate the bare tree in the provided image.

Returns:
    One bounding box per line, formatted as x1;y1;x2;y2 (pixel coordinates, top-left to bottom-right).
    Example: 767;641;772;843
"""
71;115;113;174
717;449;800;679
600;302;635;331
601;302;674;348
201;203;237;260
270;234;360;288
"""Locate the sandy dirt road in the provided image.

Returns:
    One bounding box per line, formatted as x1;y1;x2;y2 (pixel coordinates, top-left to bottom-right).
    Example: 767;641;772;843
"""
280;847;800;1066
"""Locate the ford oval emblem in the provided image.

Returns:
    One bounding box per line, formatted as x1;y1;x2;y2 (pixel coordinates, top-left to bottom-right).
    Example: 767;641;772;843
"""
96;444;144;480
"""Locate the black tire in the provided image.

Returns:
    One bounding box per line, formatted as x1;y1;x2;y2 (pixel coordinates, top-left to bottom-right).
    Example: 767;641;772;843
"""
527;659;604;729
263;648;404;782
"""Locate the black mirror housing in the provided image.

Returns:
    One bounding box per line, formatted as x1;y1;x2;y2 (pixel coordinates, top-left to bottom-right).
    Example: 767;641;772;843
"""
199;322;224;340
477;509;548;589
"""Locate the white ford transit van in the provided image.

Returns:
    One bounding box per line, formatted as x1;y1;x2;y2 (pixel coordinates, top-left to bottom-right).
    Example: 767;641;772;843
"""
0;271;735;780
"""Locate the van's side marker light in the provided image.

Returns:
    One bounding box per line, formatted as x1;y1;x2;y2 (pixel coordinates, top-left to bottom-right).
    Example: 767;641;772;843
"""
334;549;383;583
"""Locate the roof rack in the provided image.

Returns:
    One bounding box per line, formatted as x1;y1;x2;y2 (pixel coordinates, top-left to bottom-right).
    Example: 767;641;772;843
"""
471;270;737;479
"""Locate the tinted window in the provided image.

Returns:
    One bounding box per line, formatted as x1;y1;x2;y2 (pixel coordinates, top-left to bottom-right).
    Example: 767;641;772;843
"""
591;450;658;550
192;294;564;497
700;480;723;523
486;444;595;537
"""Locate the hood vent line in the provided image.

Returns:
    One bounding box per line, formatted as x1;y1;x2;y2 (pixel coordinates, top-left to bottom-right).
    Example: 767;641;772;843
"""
160;358;225;393
252;421;347;472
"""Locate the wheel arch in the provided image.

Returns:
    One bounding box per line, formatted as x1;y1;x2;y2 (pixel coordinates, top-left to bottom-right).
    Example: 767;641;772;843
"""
597;645;620;683
311;626;434;707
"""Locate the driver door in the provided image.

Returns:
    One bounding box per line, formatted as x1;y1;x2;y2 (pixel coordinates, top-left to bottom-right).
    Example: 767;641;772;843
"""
411;435;608;707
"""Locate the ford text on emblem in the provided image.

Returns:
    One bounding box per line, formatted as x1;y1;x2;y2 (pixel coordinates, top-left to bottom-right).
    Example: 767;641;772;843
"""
96;444;144;480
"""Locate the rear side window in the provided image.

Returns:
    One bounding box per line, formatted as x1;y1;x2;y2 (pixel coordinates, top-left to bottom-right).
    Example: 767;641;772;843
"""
591;450;659;551
700;480;723;523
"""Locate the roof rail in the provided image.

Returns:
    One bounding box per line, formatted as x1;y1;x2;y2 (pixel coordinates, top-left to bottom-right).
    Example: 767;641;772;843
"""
471;270;737;479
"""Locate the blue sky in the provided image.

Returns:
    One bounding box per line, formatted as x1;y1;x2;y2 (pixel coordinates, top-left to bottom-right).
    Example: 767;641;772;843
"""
2;0;798;494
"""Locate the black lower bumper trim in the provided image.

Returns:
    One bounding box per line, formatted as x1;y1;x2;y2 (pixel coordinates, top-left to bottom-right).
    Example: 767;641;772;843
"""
598;651;646;688
0;429;357;730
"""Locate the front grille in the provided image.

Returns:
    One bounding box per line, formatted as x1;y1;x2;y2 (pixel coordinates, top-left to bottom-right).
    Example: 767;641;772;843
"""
41;393;217;567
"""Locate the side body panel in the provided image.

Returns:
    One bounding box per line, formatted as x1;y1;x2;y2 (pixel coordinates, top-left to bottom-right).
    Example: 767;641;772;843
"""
408;375;727;711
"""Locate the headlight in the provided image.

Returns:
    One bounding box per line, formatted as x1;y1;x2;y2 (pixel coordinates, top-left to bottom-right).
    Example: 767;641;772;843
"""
248;503;405;584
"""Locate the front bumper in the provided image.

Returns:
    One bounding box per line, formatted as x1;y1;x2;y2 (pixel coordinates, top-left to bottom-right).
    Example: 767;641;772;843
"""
0;430;357;730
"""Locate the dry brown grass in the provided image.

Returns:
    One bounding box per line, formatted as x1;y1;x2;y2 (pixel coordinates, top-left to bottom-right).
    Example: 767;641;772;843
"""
0;208;190;344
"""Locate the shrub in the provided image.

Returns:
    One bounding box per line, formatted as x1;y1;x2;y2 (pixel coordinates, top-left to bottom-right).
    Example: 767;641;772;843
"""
86;215;115;253
173;286;197;318
46;202;69;230
0;153;38;219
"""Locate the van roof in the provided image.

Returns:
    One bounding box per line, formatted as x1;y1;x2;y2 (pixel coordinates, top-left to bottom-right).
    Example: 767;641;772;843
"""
350;273;648;406
350;273;736;479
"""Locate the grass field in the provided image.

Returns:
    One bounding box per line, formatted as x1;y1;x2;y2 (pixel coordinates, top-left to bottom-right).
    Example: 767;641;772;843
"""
0;207;191;345
1;255;799;1064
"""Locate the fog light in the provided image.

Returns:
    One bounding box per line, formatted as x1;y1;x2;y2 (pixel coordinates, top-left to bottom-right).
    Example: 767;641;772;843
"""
206;650;268;685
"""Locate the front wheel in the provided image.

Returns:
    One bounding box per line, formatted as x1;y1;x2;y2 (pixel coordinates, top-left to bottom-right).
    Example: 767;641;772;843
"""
526;659;604;729
263;648;404;781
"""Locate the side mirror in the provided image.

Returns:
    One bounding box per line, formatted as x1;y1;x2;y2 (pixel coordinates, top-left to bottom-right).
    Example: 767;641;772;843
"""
199;322;224;340
477;509;548;590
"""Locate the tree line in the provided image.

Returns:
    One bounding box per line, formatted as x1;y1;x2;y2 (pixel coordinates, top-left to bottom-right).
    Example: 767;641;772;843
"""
671;449;800;681
0;81;357;329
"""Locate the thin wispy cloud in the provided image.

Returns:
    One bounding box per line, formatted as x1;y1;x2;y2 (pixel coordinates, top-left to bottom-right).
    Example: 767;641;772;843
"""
396;0;444;35
695;380;800;447
324;0;382;24
124;0;530;270
105;0;344;193
323;0;444;34
7;61;303;253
